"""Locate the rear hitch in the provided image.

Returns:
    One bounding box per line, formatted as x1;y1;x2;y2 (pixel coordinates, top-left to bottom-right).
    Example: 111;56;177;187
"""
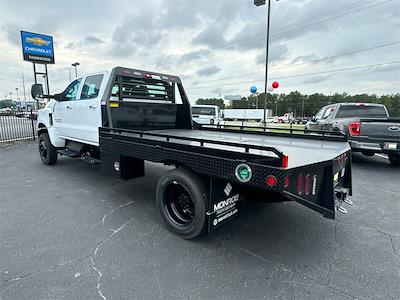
335;187;352;214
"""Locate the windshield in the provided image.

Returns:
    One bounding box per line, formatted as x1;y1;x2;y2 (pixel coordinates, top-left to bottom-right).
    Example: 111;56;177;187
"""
336;105;387;118
192;107;216;116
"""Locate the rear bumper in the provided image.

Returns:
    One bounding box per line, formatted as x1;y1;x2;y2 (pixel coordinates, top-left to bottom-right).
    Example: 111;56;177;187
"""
350;140;400;153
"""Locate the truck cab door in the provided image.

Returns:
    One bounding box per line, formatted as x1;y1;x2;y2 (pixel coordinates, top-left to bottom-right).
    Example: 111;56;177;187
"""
71;73;105;145
53;79;82;139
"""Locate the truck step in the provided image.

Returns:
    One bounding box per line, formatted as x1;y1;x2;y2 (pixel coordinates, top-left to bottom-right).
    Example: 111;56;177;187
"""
58;149;80;158
81;155;100;165
336;206;348;214
343;198;353;205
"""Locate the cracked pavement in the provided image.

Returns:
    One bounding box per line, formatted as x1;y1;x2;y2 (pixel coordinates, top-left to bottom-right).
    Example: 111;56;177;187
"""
1;141;399;299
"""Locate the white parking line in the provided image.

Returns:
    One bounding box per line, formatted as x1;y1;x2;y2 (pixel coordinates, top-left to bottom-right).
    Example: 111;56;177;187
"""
375;154;388;160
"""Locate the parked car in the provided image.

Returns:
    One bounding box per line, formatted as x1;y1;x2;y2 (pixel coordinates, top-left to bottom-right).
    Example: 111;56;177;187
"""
305;103;400;165
291;117;308;125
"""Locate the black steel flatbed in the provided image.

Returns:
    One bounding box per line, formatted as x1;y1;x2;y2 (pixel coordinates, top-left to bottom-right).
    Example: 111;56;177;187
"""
144;128;350;169
97;67;353;237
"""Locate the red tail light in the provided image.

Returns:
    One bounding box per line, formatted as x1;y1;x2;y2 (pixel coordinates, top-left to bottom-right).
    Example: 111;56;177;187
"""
266;175;277;187
210;118;215;124
348;121;361;136
305;174;311;195
284;176;289;188
282;155;289;168
297;174;303;195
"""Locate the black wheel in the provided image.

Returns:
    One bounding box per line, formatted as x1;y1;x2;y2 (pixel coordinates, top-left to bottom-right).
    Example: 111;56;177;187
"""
156;168;209;239
388;153;400;166
362;151;375;157
38;133;58;165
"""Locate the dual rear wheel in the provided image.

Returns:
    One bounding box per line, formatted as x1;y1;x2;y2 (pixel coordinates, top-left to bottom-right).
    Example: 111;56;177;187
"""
156;168;209;239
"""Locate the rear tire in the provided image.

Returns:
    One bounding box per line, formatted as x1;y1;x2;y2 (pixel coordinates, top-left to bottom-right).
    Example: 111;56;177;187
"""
362;151;375;157
156;168;209;239
38;133;58;165
388;153;400;166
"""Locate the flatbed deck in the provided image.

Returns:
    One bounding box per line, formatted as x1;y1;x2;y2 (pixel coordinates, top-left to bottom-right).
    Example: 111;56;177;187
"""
117;128;350;169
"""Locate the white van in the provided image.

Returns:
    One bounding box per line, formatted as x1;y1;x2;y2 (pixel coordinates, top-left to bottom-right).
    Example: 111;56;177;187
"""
191;105;224;125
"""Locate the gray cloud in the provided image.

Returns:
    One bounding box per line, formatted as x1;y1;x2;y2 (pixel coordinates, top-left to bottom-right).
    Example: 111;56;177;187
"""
302;75;332;84
2;22;21;47
256;44;289;65
197;66;221;76
180;49;211;63
84;36;105;44
110;10;162;57
0;0;399;98
291;54;319;64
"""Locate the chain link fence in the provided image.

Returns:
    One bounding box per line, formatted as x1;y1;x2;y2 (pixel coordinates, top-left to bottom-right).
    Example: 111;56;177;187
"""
0;111;37;143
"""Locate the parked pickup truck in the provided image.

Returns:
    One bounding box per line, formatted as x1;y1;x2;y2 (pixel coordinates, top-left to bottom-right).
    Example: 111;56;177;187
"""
31;67;353;239
305;103;400;166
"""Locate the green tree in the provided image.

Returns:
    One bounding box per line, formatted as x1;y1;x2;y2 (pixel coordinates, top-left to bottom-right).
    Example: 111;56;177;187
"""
195;98;225;109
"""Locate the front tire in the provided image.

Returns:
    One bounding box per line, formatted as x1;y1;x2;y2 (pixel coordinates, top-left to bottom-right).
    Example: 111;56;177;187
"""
388;153;400;166
156;168;209;239
38;133;58;165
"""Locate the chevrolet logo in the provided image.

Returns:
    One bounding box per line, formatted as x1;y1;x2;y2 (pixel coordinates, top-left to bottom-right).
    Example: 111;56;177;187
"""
26;37;50;46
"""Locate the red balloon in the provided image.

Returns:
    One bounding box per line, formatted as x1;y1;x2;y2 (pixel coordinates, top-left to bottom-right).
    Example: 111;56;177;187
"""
272;81;279;89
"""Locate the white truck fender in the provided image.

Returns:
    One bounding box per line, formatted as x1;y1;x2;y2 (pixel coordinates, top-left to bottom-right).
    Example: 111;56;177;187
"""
37;101;66;148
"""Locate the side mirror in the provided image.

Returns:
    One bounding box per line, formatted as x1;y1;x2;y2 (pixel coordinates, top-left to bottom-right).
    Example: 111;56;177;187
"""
312;116;317;122
53;93;64;101
31;84;44;100
221;113;225;119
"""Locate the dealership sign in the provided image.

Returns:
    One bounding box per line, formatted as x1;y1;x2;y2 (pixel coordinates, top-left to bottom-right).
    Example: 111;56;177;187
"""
21;31;55;64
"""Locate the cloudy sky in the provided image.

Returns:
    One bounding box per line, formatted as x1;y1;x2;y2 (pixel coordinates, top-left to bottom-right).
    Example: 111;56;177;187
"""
0;0;399;103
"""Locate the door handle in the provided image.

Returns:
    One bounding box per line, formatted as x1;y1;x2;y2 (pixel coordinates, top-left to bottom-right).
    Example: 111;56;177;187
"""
89;105;97;109
66;105;72;109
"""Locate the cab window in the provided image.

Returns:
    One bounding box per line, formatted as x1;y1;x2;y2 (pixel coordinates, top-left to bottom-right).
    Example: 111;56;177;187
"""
65;79;81;101
314;107;326;120
81;74;104;99
323;106;335;119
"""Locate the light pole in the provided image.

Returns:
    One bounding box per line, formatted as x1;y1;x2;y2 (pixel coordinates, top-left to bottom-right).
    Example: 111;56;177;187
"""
72;62;80;77
254;0;278;123
15;88;19;101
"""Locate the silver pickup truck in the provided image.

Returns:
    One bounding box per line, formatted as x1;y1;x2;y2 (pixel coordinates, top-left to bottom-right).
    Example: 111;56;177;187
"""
305;103;400;166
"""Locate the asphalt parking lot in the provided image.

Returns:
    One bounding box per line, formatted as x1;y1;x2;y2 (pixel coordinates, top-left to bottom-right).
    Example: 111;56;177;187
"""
1;141;399;299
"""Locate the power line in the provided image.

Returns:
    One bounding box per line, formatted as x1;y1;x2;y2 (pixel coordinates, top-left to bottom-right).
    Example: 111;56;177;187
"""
191;41;400;85
187;61;400;90
271;0;392;38
270;0;376;33
137;0;391;71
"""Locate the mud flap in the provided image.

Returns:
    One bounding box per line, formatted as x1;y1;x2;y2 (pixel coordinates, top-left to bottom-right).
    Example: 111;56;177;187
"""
207;178;244;233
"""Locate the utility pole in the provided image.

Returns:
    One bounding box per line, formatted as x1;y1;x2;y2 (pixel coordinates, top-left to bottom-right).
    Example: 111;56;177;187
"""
72;62;80;77
22;73;27;109
254;0;278;123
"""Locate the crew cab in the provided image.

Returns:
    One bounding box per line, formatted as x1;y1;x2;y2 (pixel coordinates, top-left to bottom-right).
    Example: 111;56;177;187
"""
305;103;400;165
32;67;353;239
